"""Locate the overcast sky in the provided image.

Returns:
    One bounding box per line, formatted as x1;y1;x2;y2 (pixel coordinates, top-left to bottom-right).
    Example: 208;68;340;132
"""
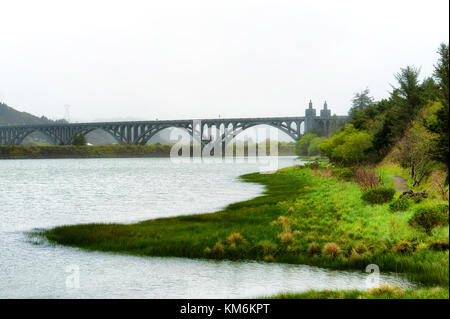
0;0;448;122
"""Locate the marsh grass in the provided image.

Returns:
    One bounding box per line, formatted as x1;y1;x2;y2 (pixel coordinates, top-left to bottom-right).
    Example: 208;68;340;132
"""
267;286;449;299
41;166;449;288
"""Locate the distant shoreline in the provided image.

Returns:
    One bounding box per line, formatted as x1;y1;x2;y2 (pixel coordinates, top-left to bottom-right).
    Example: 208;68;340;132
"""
0;144;296;159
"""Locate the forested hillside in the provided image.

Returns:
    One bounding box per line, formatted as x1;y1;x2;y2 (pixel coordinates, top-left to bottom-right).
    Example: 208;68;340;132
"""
0;102;55;126
296;43;449;185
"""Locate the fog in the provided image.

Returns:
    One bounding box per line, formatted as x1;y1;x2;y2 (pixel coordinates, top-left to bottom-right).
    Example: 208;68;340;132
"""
0;0;448;122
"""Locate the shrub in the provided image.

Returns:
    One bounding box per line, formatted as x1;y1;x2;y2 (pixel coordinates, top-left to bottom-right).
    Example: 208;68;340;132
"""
295;133;318;156
409;204;449;235
353;167;383;190
389;198;410;212
332;167;354;181
429;239;449;251
361;187;396;204
307;137;326;156
307;242;321;256
226;232;247;245
323;242;341;257
431;171;449;201
302;162;320;170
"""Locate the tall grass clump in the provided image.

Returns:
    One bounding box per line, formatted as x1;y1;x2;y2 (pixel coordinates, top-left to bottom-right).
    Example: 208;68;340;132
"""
323;243;341;257
353;167;383;190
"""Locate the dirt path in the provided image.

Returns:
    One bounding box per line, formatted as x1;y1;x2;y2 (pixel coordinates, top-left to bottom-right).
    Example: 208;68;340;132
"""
389;175;410;192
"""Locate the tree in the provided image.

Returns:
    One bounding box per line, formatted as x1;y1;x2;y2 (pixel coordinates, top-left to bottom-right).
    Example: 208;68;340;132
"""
371;66;427;160
393;66;424;116
307;137;325;156
349;88;374;120
72;134;87;146
397;121;435;187
424;43;449;184
318;124;372;165
295;133;318;156
421;77;440;102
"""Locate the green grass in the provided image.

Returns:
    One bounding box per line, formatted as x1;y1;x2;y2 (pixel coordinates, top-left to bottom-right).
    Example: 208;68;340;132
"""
40;164;449;292
267;285;449;299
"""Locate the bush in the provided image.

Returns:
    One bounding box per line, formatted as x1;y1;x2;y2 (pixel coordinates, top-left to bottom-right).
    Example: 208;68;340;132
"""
323;242;341;257
389;198;410;212
429;239;449;251
332;167;354;180
318;124;372;165
307;137;326;156
409;204;449;235
295;133;318;156
353;167;383;190
361;187;396;204
302;162;320;170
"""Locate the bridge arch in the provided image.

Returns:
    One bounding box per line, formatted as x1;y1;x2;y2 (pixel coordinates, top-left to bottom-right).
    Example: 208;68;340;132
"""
133;124;203;146
15;128;61;145
223;122;302;145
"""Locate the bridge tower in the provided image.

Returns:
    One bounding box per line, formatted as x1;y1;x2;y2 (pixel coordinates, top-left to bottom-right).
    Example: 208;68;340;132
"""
320;101;331;136
304;100;316;133
320;101;331;118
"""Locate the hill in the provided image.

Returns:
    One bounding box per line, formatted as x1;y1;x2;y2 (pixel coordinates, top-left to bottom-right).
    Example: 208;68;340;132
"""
0;102;54;126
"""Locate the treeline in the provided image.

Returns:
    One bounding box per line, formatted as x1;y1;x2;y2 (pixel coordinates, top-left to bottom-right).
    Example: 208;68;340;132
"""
0;141;297;159
297;43;449;184
0;144;172;159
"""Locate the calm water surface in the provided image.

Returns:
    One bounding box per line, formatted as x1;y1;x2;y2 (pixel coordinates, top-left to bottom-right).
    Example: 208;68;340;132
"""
0;157;415;298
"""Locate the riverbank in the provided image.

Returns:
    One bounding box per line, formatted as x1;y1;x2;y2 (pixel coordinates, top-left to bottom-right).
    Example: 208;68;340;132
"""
0;145;172;159
0;143;296;159
268;285;449;299
40;162;449;298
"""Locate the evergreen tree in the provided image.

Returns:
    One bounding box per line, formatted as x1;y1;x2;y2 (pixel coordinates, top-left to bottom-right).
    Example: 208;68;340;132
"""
72;134;87;146
424;43;449;184
349;88;374;120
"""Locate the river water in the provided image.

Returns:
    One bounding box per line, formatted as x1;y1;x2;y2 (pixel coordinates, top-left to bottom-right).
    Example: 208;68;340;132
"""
0;157;414;298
